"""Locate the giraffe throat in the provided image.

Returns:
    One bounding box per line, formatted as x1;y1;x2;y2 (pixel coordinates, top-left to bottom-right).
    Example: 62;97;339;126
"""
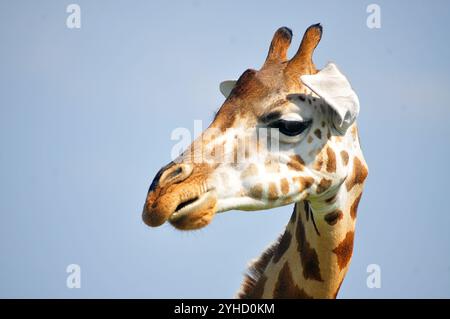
238;158;367;299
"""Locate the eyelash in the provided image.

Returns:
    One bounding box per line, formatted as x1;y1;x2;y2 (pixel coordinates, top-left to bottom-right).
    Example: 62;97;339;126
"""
268;119;312;136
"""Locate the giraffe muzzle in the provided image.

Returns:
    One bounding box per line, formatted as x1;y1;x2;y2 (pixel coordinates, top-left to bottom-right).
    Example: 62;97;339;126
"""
168;190;217;230
142;163;218;230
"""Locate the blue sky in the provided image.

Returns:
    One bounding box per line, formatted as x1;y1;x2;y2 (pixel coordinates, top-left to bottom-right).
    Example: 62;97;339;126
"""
0;0;449;298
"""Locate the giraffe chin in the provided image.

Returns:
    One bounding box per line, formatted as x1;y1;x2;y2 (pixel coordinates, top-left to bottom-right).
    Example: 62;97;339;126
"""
168;191;217;230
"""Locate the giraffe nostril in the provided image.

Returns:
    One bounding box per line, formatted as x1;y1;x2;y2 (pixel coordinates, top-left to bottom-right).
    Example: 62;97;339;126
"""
148;162;173;193
149;162;193;193
166;166;183;181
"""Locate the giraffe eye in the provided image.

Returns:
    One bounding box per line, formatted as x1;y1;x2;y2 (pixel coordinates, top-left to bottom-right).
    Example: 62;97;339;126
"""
269;119;312;137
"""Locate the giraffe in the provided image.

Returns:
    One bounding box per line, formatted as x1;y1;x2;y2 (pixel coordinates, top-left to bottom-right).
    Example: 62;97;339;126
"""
142;24;368;298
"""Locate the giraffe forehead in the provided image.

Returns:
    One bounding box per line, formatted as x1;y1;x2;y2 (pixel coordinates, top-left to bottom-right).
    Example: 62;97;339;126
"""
228;69;270;100
212;71;318;133
230;62;293;98
213;70;292;125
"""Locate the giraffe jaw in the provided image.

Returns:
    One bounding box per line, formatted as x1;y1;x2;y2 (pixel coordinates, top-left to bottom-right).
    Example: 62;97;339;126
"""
168;190;217;230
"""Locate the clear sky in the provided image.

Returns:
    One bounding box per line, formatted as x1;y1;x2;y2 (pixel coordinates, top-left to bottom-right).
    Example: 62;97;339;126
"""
0;0;449;298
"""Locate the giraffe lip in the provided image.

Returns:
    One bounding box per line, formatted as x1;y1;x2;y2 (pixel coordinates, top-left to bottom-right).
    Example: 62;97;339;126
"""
169;191;214;222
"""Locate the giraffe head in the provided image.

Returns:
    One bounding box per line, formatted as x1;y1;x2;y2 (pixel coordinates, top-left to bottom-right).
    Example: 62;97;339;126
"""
142;24;362;230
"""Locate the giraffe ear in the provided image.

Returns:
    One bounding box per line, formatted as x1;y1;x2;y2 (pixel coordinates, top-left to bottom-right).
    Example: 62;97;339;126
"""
219;80;237;98
300;63;359;133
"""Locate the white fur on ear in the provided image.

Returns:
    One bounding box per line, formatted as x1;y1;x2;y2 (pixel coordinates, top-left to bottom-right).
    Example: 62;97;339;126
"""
219;80;237;98
300;63;359;133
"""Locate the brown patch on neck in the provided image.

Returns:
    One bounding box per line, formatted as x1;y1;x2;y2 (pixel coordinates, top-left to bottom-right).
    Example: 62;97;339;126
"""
289;208;297;224
345;157;368;191
304;201;310;222
350;192;363;220
273;262;313;299
295;204;323;281
332;231;355;271
272;230;292;264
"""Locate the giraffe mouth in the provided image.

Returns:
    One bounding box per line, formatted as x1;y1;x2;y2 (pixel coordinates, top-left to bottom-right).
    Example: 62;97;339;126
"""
168;190;217;230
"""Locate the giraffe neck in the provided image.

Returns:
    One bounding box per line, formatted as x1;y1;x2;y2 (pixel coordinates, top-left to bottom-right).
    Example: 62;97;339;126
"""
238;173;365;299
